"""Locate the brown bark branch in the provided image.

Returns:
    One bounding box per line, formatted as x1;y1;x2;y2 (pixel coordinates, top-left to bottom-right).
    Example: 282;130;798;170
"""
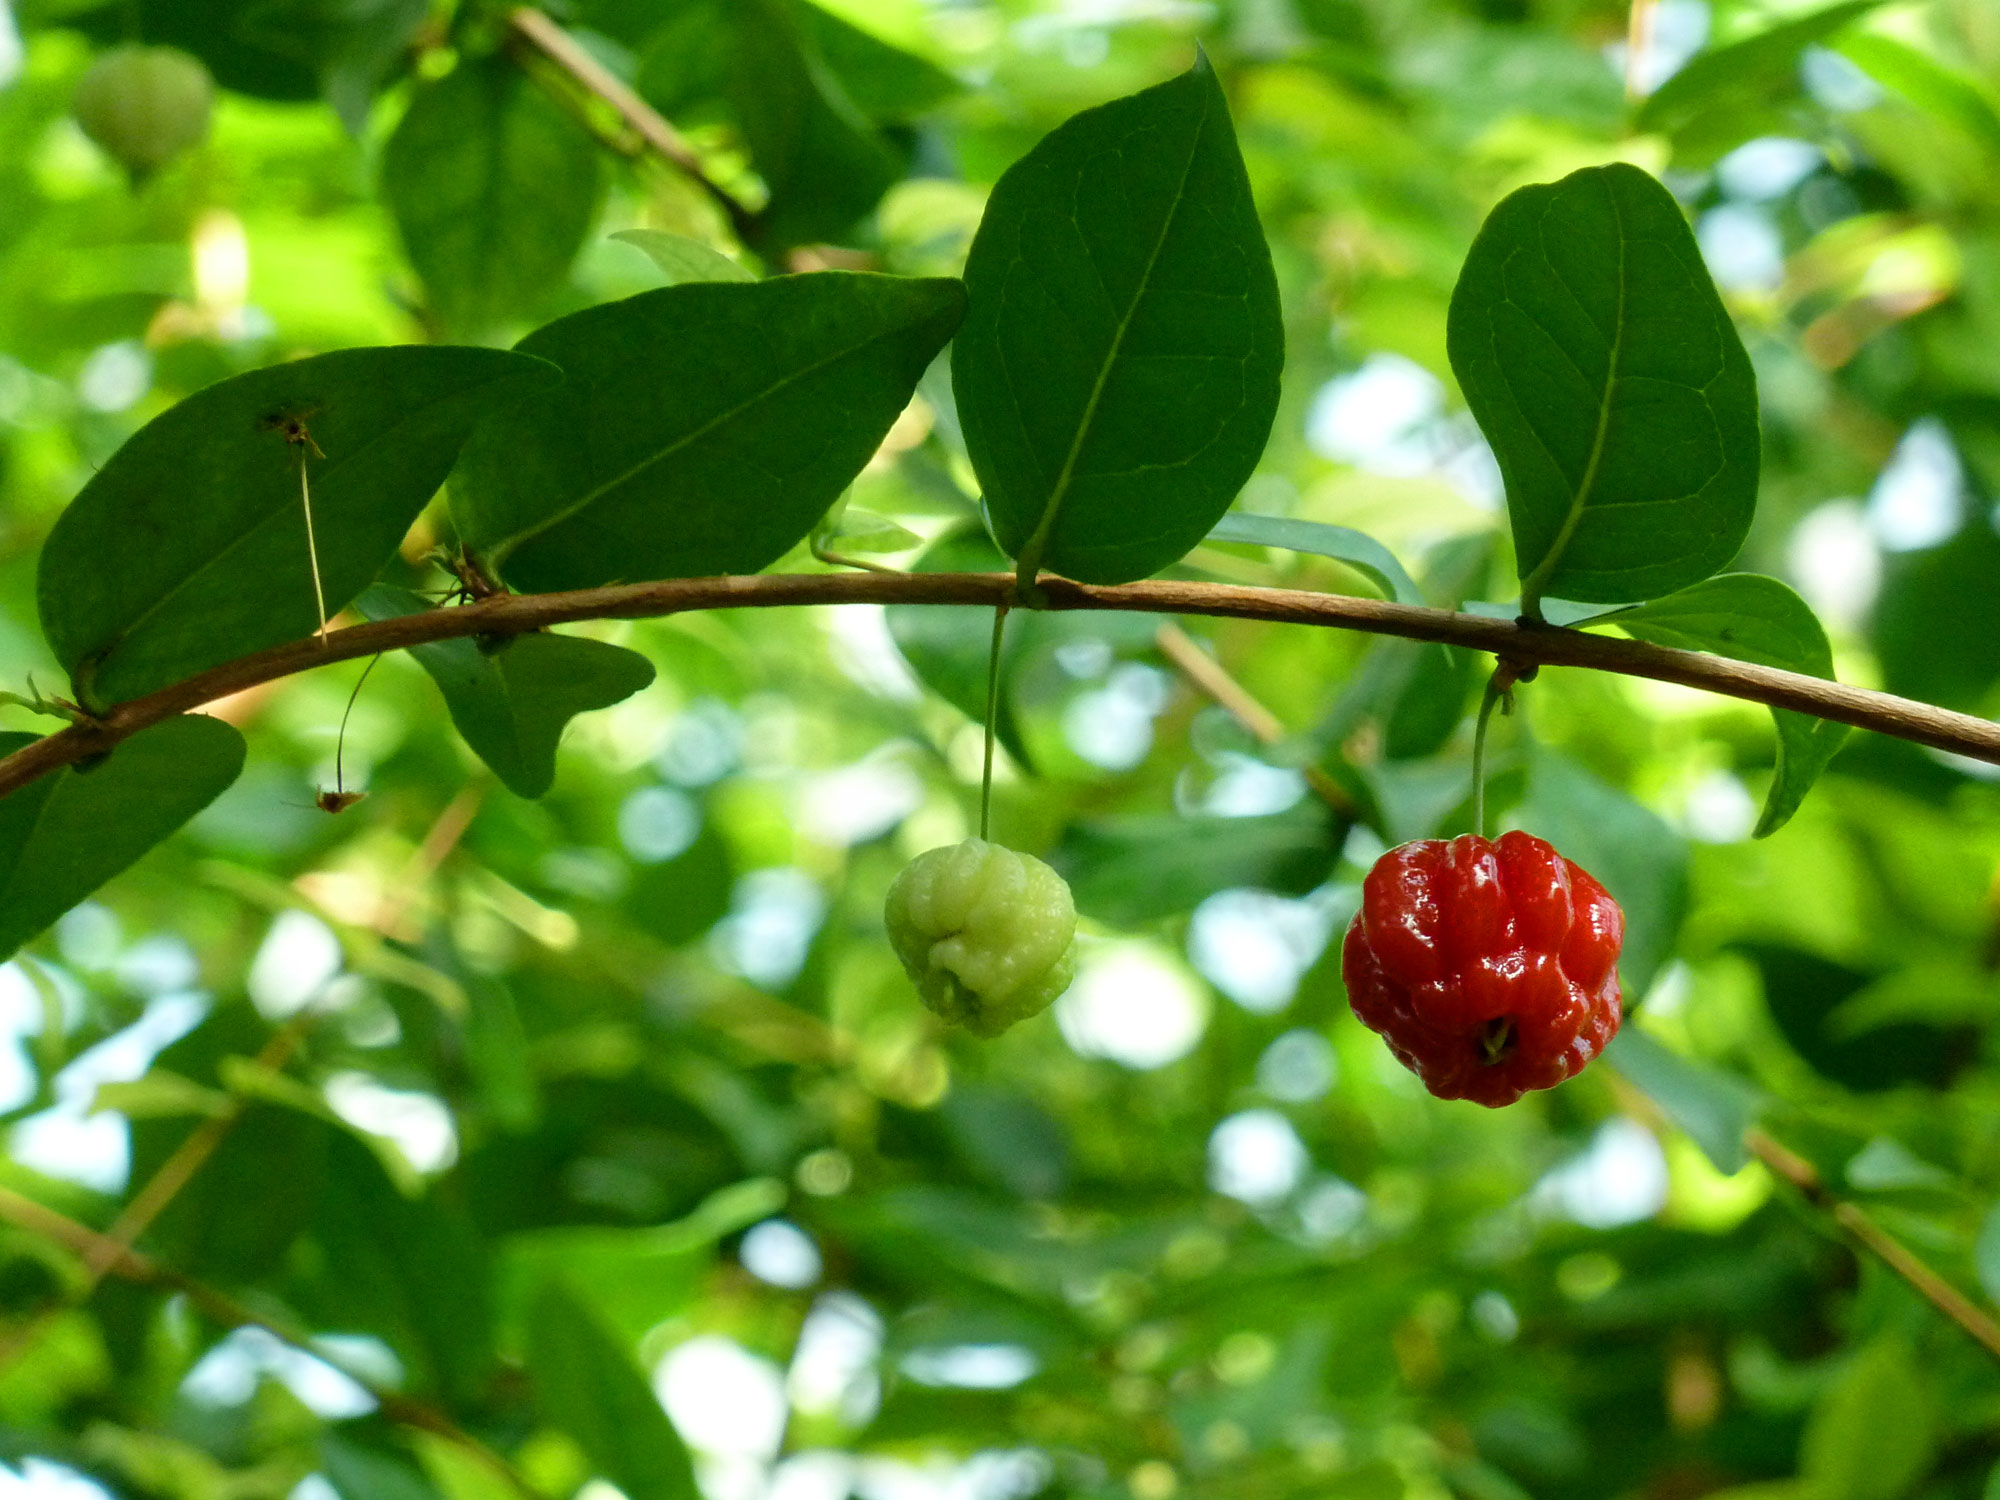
4;571;1997;800
506;6;758;242
1746;1128;2000;1364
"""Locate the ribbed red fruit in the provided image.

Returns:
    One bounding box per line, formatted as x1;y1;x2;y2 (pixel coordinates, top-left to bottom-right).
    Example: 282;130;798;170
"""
1341;831;1624;1107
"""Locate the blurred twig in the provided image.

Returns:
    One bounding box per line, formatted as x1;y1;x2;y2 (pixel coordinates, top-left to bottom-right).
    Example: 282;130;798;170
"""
1746;1127;2000;1365
506;6;758;242
0;1185;541;1499
1153;622;1354;813
6;573;2000;799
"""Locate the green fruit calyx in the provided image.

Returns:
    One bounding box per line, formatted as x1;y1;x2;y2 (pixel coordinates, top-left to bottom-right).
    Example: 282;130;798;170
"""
73;45;215;178
884;838;1078;1038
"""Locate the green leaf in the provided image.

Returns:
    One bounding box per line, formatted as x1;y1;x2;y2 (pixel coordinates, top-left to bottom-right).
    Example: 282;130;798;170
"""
1593;574;1848;836
815;505;921;556
357;588;656;799
611;229;757;286
451;273;965;593
792;0;959;122
1872;516;2000;712
1979;1203;2000;1308
37;346;555;708
1800;1336;1934;1500
887;529;1034;770
728;0;904;249
1205;513;1422;604
1057;803;1346;926
381;55;605;338
1520;749;1687;998
1446;163;1760;610
527;1281;701;1500
1635;2;1886;160
0;717;245;962
1837;33;2000;159
1603;1030;1761;1173
954;53;1285;585
323;1431;445;1500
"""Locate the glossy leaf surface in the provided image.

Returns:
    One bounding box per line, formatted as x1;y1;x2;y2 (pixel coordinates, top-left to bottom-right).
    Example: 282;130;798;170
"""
452;273;965;593
38;346;554;707
360;588;657;799
955;55;1284;584
1597;573;1846;836
1447;163;1759;608
0;715;245;961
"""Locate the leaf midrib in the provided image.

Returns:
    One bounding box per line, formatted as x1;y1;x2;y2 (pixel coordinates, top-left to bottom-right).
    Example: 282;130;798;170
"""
1010;90;1210;585
1517;184;1629;615
489;312;932;566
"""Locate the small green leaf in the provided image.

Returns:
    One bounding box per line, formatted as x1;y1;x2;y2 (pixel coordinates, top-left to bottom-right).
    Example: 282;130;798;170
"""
816;507;922;555
1800;1336;1934;1500
358;588;656;799
1977;1202;2000;1307
452;273;965;593
1447;163;1759;610
1205;513;1422;604
527;1281;701;1500
1603;1029;1761;1173
1057;803;1346;926
611;229;757;285
0;716;245;962
886;530;1034;770
37;346;555;708
381;54;604;338
955;53;1285;585
1520;749;1687;998
1594;574;1848;836
323;1432;445;1500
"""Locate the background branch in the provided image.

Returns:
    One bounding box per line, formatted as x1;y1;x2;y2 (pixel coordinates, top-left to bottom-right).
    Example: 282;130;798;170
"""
4;571;1997;799
507;6;759;242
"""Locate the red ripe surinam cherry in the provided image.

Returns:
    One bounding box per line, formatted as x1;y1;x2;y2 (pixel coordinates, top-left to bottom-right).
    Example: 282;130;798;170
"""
1342;831;1624;1107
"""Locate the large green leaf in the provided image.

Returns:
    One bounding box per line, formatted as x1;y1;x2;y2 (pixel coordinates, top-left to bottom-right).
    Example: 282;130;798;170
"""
451;273;965;593
1591;574;1848;837
1446;163;1759;611
358;588;657;799
527;1281;701;1500
0;717;245;962
954;54;1284;586
1800;1337;1934;1500
37;347;554;708
381;54;604;338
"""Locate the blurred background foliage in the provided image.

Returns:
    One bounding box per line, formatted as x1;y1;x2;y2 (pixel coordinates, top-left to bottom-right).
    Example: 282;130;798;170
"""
1;1;1999;1499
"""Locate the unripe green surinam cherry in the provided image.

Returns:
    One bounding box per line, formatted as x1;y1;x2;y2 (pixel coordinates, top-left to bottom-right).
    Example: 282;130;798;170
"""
884;838;1077;1037
73;45;214;178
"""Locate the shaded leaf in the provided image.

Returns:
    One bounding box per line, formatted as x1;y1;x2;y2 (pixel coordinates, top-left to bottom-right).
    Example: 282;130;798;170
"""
38;346;554;707
612;229;757;285
1871;515;2000;712
0;716;245;962
955;54;1284;585
358;587;657;799
528;1281;701;1500
1056;803;1346;926
1594;574;1847;836
1839;33;2000;159
452;273;964;593
1635;2;1886;160
1447;163;1759;608
1737;944;1971;1092
887;529;1034;770
1978;1202;2000;1308
1603;1029;1761;1172
792;0;959;122
382;55;604;338
323;1430;445;1500
1520;749;1687;997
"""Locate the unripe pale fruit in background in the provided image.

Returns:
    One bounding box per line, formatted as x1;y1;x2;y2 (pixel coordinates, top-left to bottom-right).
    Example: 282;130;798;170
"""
72;45;214;178
884;838;1077;1038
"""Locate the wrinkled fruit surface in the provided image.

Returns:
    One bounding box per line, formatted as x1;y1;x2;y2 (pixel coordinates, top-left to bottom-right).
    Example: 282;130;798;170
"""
1342;831;1623;1107
73;45;214;177
885;838;1077;1038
